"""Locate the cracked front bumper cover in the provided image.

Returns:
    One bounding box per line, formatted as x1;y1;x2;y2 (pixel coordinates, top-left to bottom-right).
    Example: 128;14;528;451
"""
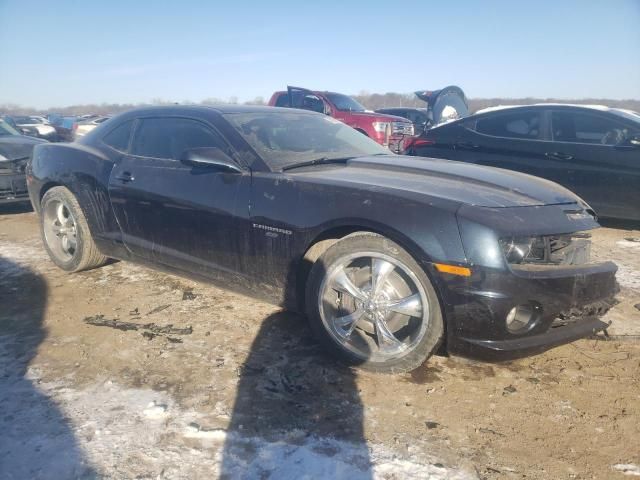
0;172;30;204
442;261;618;360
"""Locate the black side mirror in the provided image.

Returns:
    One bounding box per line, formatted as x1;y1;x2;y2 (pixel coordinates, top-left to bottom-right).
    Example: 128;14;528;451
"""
629;135;640;147
180;147;243;173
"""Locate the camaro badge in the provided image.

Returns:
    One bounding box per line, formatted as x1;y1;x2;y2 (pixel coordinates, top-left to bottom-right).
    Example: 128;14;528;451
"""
252;223;293;236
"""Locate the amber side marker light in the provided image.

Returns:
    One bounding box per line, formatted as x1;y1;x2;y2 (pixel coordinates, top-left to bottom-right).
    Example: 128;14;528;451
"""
434;263;472;277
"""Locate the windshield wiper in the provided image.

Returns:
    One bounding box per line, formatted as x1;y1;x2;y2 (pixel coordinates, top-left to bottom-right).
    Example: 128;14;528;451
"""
281;156;353;172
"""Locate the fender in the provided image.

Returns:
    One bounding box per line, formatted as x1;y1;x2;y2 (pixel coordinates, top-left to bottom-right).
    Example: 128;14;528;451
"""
29;142;123;255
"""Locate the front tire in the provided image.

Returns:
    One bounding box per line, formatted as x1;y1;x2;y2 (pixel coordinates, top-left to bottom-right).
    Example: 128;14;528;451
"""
305;233;444;373
40;186;108;272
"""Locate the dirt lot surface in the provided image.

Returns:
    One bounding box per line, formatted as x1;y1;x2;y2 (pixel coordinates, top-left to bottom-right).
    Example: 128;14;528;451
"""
1;206;639;479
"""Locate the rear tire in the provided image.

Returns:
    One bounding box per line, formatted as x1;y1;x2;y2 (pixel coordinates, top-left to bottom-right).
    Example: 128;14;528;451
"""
40;186;108;272
305;232;444;373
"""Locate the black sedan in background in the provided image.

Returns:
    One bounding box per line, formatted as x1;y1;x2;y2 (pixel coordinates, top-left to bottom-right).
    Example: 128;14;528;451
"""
0;117;47;205
406;104;640;221
27;106;617;373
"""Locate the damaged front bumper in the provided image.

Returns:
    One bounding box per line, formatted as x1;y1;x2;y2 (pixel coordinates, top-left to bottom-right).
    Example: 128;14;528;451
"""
0;171;30;204
441;260;618;360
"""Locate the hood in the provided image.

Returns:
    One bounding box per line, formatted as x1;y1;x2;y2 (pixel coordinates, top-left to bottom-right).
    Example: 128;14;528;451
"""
0;134;48;161
349;111;412;123
295;155;582;209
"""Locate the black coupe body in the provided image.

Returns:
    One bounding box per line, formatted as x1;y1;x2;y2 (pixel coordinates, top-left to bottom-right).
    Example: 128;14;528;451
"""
406;104;640;221
27;106;618;372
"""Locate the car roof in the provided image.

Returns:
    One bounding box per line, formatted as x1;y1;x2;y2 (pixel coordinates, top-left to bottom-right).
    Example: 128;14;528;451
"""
376;107;429;112
473;103;627;115
120;104;312;116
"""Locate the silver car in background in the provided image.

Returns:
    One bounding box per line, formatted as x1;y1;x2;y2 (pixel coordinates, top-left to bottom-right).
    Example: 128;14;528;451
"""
72;116;111;140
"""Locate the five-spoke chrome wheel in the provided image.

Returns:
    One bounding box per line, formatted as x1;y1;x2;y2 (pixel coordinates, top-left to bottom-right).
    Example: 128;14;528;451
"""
43;199;78;261
318;251;430;362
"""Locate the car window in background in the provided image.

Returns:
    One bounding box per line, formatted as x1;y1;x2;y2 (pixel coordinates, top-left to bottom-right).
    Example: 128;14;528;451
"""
324;93;366;112
552;110;639;145
0;119;20;136
102;120;134;152
475;110;541;139
224;111;388;170
274;94;290;107
131;117;227;160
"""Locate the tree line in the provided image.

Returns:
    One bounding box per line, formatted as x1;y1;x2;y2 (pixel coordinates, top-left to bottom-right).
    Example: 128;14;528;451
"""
1;93;638;117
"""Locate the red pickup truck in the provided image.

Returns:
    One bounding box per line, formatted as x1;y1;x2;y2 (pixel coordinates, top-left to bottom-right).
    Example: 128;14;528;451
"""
268;86;414;152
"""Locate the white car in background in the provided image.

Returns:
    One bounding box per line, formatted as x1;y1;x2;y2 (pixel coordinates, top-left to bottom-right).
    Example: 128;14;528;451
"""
72;116;111;140
11;115;58;141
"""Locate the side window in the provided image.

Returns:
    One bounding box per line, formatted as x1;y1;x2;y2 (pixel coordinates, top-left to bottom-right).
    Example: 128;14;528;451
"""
552;111;631;145
102;120;133;152
131;118;228;160
274;94;290;107
475;111;541;139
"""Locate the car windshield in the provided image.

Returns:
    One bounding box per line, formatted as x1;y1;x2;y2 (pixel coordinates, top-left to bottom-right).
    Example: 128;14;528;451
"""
324;93;367;112
223;111;389;170
0;119;20;136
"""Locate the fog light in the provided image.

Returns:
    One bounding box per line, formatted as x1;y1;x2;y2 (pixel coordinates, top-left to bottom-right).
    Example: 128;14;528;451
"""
505;303;541;333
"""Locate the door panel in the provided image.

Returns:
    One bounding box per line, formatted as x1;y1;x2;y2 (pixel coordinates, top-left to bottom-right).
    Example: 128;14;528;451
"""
451;110;553;181
107;117;252;278
548;110;640;220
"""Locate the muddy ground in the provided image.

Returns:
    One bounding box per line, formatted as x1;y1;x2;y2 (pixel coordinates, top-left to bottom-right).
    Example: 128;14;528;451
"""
1;206;639;479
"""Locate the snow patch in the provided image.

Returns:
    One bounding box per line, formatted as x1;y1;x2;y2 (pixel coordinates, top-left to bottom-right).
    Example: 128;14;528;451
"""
0;335;475;480
184;423;228;441
614;464;640;476
219;431;473;480
617;265;640;291
143;400;169;419
617;240;640;249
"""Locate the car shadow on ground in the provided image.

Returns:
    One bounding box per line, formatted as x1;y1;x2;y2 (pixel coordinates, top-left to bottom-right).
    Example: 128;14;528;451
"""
220;310;373;479
0;255;95;479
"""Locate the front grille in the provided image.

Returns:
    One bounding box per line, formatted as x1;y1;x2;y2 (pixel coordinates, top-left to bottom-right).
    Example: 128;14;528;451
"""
392;122;414;136
0;174;28;199
546;233;592;265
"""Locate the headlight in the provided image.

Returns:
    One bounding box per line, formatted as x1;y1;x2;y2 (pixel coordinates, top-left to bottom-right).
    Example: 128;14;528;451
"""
499;236;545;264
0;154;8;162
372;122;391;134
500;233;591;265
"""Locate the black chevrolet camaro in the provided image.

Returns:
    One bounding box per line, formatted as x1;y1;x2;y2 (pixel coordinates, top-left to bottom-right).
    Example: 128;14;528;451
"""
27;106;618;373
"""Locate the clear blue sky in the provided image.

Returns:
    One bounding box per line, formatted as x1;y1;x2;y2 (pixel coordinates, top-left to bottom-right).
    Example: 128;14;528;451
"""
1;0;639;108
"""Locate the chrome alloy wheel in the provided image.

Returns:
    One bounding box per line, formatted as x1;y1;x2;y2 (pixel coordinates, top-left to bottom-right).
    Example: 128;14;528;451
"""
318;252;430;362
43;199;78;261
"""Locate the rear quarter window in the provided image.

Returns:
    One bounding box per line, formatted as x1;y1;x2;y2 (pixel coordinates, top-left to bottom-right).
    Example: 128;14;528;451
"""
475;111;541;139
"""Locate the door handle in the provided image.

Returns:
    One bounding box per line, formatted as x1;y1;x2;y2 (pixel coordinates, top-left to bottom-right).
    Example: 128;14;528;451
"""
545;152;574;161
115;171;135;183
